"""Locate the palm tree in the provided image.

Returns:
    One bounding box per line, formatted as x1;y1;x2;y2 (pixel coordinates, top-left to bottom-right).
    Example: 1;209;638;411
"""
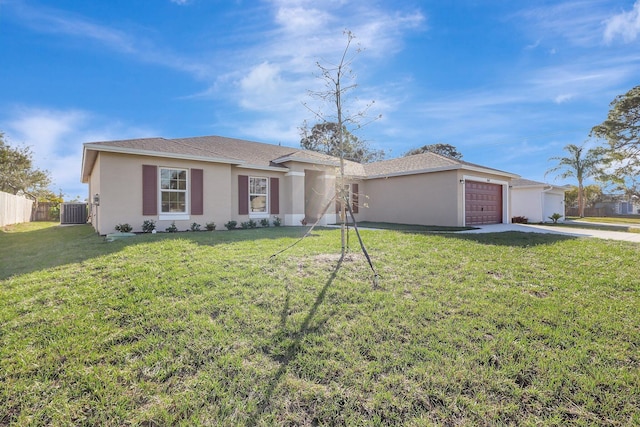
546;144;602;217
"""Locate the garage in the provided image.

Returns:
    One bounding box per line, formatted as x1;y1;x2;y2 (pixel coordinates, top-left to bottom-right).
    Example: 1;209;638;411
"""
465;181;502;225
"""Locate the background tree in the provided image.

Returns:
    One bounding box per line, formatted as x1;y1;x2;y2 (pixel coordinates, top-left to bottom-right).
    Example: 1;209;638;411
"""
591;85;640;195
0;132;51;199
404;143;463;159
546;143;602;217
300;121;384;163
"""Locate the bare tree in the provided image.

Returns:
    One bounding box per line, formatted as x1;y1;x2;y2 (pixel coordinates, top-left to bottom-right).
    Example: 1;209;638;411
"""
304;30;378;258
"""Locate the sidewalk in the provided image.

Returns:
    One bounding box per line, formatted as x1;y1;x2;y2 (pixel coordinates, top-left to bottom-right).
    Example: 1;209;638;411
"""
458;223;640;243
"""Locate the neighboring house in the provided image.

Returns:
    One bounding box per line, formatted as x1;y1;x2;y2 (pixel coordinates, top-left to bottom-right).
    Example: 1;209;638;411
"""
595;194;640;215
81;135;520;234
510;178;568;223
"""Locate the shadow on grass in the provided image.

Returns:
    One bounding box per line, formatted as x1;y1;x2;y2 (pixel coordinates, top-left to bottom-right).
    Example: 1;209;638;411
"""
247;256;343;425
440;231;578;247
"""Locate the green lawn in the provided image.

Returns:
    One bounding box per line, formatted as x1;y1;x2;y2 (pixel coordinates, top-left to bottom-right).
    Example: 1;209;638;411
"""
1;223;639;426
561;217;640;234
568;216;640;226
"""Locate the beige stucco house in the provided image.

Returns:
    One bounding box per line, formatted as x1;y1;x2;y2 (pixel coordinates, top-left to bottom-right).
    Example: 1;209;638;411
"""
81;135;520;234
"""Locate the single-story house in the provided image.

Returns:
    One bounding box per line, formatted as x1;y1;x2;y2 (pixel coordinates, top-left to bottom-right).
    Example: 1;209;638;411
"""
594;194;640;216
510;178;568;223
81;135;521;234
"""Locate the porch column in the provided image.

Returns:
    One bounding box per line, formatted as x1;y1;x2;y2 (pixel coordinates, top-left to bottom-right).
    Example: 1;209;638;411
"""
318;172;337;226
284;171;305;226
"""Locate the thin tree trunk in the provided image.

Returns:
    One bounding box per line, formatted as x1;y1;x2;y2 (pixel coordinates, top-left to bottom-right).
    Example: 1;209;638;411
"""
337;64;346;257
578;182;584;217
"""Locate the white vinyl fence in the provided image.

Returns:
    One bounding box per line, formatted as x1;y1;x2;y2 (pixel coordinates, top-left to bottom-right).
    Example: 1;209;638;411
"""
0;191;34;227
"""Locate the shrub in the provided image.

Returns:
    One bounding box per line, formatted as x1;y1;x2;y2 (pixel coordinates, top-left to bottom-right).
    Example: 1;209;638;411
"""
165;221;178;233
115;223;133;232
205;222;216;231
49;205;60;221
190;222;201;232
511;216;528;224
142;220;156;233
272;216;282;227
240;220;257;229
224;220;237;230
548;213;562;223
260;218;270;227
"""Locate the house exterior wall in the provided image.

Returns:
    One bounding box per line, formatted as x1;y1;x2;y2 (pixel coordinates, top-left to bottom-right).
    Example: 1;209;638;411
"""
304;169;336;224
88;154;102;232
511;187;542;222
355;170;512;227
91;152;232;234
542;192;565;222
356;170;461;226
511;187;565;223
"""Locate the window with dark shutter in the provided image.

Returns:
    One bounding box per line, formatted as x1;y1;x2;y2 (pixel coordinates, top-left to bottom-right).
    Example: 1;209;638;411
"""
142;165;158;215
352;183;359;214
270;177;279;215
191;169;203;215
238;175;249;215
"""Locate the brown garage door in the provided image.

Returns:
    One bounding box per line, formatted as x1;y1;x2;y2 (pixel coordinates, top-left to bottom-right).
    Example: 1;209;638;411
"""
465;182;502;225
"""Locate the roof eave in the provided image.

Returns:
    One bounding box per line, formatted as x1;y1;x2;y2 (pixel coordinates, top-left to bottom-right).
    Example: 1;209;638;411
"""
80;145;97;183
82;143;245;165
272;156;340;167
365;164;519;180
236;164;289;172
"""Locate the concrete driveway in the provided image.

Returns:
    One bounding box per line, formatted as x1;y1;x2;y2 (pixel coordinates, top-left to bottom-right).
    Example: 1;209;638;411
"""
458;223;640;243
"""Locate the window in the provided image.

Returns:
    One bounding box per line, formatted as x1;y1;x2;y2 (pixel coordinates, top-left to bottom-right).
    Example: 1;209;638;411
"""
249;177;268;213
160;168;187;213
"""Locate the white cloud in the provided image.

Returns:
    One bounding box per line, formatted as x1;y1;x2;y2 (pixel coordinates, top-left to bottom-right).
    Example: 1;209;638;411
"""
239;62;285;109
275;6;333;34
3;107;156;199
6;2;211;79
554;93;575;104
516;1;613;47
604;1;640;43
170;0;191;5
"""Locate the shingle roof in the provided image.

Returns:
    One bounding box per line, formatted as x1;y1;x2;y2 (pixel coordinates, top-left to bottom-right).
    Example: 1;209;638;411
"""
82;135;515;180
511;178;546;187
363;152;516;178
511;178;570;190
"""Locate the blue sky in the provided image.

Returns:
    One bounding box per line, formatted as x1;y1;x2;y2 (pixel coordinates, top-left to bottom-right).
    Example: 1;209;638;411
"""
1;0;639;199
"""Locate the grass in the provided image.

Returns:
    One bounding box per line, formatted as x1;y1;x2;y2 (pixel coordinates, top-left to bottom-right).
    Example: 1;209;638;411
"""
1;223;639;426
568;216;640;226
557;217;640;234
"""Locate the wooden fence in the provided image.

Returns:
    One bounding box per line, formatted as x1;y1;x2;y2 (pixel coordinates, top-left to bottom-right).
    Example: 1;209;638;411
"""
31;202;58;221
60;203;88;224
565;207;608;217
0;191;34;227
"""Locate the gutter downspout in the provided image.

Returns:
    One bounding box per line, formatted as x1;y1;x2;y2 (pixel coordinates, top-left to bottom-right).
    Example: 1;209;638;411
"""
541;185;554;222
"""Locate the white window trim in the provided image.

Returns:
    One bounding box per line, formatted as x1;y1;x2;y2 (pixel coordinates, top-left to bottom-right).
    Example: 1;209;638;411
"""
159;167;190;220
249;176;269;218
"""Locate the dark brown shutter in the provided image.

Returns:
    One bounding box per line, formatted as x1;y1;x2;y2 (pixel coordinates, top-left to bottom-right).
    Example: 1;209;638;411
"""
191;169;203;215
270;177;279;215
142;165;157;215
238;175;249;215
352;183;359;214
